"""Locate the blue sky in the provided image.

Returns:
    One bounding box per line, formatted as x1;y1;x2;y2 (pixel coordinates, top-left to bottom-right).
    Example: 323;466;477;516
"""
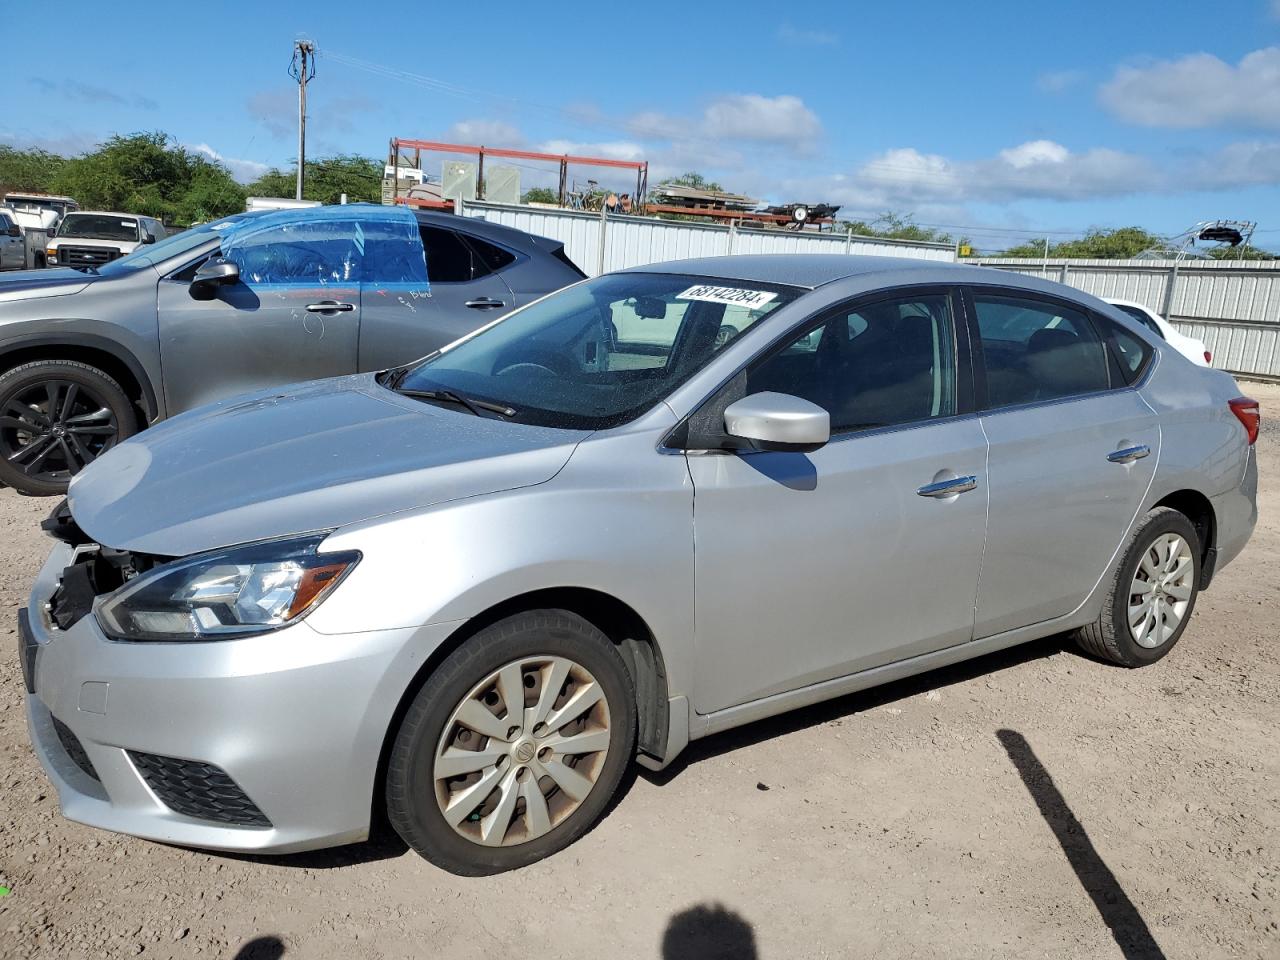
4;1;1280;251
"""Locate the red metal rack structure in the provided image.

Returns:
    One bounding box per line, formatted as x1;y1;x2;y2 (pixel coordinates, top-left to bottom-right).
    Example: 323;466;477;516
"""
387;138;648;210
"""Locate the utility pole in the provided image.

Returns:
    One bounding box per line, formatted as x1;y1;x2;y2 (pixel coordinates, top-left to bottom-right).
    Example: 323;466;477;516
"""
290;40;316;201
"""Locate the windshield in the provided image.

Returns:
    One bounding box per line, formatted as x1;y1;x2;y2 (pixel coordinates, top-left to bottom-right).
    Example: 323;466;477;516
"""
93;214;253;276
394;273;800;429
56;214;142;241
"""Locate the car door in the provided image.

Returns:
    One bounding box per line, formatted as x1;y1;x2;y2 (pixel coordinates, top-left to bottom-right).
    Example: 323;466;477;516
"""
358;223;514;371
687;288;990;715
0;214;21;269
156;213;361;414
967;287;1160;638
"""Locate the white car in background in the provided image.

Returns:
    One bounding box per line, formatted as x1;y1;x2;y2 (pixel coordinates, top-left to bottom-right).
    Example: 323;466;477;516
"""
1106;298;1211;367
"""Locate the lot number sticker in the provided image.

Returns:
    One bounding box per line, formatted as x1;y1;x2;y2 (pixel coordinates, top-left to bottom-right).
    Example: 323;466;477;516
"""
677;285;777;309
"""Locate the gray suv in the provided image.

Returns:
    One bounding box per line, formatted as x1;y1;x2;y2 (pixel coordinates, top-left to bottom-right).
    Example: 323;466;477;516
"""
0;204;584;495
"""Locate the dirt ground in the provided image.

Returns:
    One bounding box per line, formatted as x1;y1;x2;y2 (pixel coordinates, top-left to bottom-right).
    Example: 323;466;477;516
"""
1;385;1278;960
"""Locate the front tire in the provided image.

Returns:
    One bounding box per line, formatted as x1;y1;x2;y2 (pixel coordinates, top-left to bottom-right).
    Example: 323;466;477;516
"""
0;360;136;496
386;610;636;875
1074;507;1202;667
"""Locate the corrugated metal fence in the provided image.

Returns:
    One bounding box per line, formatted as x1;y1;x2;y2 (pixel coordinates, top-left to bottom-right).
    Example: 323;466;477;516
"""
972;258;1280;381
461;201;956;277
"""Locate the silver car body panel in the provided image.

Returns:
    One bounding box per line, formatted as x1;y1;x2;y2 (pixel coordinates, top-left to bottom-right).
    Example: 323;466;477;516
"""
24;254;1258;853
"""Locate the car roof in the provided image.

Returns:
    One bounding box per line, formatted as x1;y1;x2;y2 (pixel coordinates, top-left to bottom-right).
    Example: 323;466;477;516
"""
623;253;1031;290
1102;297;1153;311
413;209;558;251
62;211;145;219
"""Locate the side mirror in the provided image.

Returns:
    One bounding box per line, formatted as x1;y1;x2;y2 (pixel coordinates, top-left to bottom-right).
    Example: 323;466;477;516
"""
723;392;830;453
6;224;20;238
142;232;157;244
189;257;240;300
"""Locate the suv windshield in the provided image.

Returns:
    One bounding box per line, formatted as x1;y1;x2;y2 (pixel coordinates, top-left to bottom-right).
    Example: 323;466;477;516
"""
93;214;255;276
393;272;800;429
56;214;142;241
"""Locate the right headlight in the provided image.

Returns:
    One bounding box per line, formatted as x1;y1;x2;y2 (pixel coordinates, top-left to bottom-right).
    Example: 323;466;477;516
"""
95;533;360;642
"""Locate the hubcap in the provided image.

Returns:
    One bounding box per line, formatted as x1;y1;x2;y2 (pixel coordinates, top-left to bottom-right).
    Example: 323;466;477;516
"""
0;380;119;482
432;655;611;847
1128;532;1195;648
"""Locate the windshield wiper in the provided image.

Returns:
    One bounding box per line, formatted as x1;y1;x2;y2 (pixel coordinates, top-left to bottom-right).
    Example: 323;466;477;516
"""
398;388;516;419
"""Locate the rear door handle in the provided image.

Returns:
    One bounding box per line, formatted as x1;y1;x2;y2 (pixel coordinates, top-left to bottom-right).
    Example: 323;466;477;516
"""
465;297;506;309
916;475;978;498
1107;444;1150;464
305;301;355;313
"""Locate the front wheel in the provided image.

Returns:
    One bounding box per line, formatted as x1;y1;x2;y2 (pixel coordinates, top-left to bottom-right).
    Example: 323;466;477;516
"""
0;360;136;496
386;611;636;875
1074;507;1202;666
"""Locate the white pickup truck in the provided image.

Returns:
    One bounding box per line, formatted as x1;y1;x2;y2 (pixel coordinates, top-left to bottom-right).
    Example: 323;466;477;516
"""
44;211;167;269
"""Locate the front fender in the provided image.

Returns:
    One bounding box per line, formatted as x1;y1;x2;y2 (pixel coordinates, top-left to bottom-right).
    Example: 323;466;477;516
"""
310;429;697;701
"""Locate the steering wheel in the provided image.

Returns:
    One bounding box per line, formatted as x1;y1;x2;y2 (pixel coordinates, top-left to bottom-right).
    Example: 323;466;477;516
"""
496;362;558;379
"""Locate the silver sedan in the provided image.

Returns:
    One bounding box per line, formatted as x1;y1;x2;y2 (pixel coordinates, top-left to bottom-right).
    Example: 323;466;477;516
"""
21;255;1258;875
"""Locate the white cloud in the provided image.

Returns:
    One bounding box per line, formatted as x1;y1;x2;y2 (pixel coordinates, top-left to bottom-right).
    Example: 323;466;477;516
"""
1193;140;1280;187
998;140;1070;168
188;143;271;183
703;94;822;144
445;119;524;146
1036;69;1083;94
1099;47;1280;129
777;23;838;46
812;140;1161;210
625;94;822;148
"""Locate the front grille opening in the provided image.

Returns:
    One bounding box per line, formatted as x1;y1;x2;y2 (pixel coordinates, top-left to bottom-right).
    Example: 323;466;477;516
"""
128;751;272;828
51;715;100;782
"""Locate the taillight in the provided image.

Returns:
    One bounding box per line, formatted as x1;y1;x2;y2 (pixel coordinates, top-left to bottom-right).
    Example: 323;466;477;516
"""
1229;397;1260;445
1204;350;1213;365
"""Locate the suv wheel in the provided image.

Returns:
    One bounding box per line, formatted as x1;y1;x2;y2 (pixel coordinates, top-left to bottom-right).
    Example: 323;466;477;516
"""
386;610;636;875
0;360;137;496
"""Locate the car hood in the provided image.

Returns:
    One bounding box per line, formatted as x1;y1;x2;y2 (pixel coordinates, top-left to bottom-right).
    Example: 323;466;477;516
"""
0;267;95;302
68;374;585;555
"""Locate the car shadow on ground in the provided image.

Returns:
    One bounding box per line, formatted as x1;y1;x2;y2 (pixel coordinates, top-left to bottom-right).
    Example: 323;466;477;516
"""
641;632;1072;787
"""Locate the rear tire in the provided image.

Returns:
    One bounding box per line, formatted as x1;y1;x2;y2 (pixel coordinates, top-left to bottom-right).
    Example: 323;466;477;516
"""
1074;507;1202;667
386;610;636;875
0;360;136;496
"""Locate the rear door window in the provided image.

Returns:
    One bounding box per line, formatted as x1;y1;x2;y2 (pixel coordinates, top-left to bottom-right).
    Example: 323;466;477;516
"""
419;226;482;283
463;234;516;274
971;292;1113;409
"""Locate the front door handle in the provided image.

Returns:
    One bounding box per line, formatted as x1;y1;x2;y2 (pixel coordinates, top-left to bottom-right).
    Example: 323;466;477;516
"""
305;301;355;313
916;475;978;498
465;297;506;309
1107;444;1150;464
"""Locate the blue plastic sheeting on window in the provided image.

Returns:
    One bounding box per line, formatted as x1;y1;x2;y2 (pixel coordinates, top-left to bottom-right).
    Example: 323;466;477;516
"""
359;214;429;288
218;204;428;291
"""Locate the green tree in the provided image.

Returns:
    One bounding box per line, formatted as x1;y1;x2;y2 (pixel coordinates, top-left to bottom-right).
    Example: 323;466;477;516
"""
656;171;724;192
0;146;66;194
995;226;1163;259
47;132;245;224
522;186;557;204
838;212;953;244
245;155;382;205
1207;243;1276;261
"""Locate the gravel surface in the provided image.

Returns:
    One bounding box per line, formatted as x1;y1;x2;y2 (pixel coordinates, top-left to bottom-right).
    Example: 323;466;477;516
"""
2;384;1278;960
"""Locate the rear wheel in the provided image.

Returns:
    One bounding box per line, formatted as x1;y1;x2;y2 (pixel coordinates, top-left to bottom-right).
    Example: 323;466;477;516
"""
1074;507;1202;666
386;610;636;875
0;360;136;496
